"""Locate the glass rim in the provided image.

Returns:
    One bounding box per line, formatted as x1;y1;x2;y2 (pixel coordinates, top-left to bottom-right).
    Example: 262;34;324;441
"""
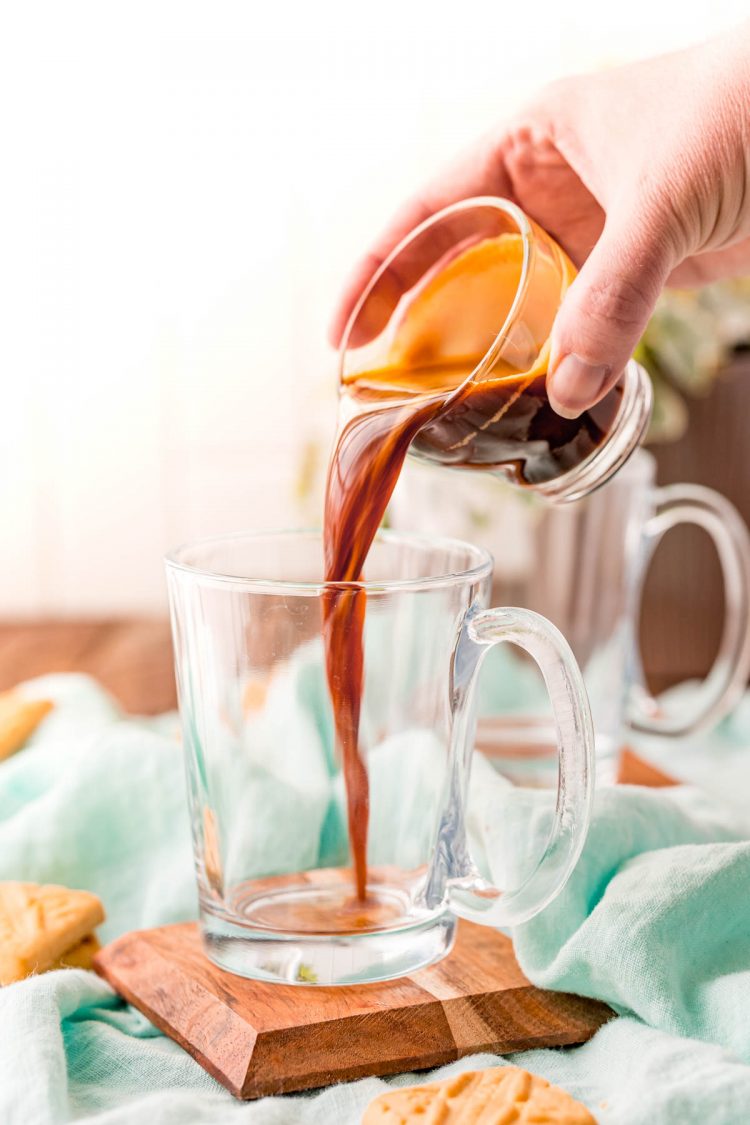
339;195;534;391
164;527;494;594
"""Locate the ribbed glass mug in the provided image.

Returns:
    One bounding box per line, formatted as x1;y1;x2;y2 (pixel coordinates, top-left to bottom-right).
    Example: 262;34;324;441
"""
339;196;652;503
166;530;594;985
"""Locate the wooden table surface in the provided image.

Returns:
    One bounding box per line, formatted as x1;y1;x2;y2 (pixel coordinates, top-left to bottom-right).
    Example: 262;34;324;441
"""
0;619;692;718
0;620;177;714
0;619;673;787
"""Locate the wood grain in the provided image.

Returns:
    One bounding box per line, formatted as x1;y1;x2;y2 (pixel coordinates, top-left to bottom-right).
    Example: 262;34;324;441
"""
94;920;612;1099
0;619;176;714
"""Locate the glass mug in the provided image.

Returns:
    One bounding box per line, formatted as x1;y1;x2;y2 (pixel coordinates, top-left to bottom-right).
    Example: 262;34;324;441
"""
389;452;750;783
339;196;653;503
166;530;594;985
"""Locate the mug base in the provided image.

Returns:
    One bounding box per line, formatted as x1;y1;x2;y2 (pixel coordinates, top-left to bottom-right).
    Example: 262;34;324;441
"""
200;880;455;986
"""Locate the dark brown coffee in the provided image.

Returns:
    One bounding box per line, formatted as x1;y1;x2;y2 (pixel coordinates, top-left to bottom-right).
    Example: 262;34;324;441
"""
323;394;443;901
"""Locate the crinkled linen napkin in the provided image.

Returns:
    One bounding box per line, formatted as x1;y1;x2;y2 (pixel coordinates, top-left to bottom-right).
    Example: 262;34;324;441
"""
3;673;750;1124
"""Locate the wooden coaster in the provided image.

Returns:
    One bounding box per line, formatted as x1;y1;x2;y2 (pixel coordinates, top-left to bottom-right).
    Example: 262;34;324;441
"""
94;919;612;1099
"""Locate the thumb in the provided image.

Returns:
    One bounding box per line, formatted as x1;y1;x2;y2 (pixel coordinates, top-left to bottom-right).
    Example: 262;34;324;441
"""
547;208;673;418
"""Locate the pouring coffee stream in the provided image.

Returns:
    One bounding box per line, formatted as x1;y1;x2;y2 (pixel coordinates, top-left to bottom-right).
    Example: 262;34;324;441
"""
323;390;448;901
322;218;634;903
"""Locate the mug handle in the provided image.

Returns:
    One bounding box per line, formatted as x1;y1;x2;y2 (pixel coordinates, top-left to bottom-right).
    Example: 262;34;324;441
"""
442;605;594;927
629;484;750;737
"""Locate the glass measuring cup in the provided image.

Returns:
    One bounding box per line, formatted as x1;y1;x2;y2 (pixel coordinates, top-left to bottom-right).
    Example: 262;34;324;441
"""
339;197;652;503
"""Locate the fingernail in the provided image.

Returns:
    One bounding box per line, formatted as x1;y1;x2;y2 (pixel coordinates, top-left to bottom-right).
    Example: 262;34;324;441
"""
548;353;611;419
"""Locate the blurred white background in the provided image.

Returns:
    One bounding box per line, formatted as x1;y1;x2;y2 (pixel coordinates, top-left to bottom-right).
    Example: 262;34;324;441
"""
1;0;748;614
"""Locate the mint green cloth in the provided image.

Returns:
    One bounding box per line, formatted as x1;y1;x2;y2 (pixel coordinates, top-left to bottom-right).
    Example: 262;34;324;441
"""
3;674;750;1124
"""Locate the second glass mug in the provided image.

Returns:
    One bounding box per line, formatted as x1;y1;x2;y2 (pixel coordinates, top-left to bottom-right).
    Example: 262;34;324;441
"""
166;530;594;985
390;451;750;783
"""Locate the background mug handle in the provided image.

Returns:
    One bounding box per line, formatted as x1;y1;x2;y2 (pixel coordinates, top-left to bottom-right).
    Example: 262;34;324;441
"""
434;605;594;928
629;483;750;737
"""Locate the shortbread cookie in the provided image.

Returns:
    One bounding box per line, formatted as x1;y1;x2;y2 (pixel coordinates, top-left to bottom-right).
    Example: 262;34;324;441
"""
363;1065;595;1124
0;691;54;762
0;882;105;985
50;933;101;971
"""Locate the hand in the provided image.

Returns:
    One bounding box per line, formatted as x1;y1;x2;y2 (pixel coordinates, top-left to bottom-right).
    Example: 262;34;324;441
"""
330;25;750;418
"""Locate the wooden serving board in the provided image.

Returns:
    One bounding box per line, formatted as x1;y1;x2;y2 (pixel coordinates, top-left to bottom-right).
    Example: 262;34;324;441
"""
94;919;612;1099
